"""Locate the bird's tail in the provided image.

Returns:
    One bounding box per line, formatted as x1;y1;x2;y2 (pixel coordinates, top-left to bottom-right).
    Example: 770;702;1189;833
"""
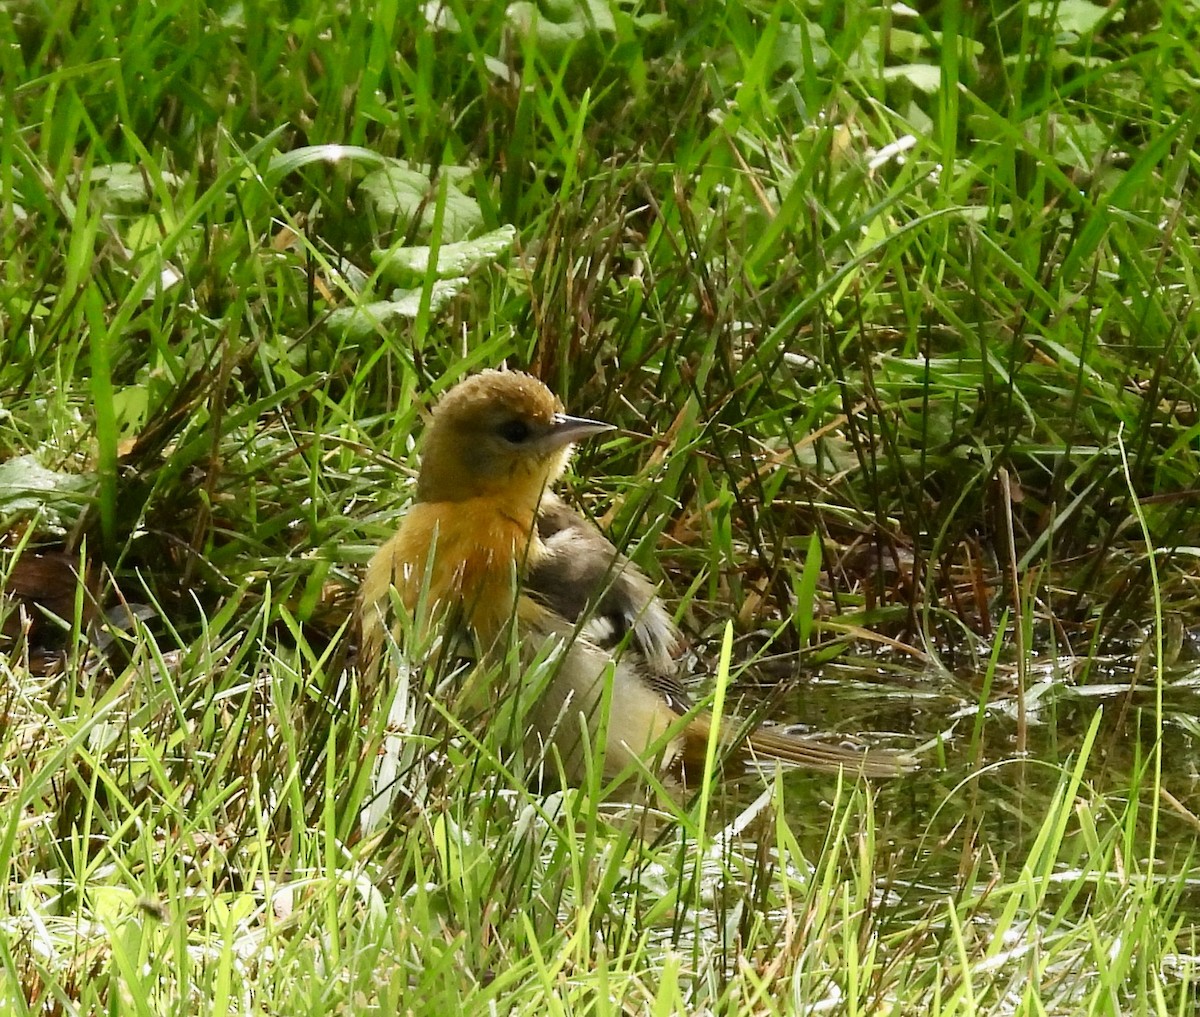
686;713;917;778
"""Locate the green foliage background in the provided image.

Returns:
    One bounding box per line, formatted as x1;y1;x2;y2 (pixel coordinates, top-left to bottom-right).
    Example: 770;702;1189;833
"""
3;1;1200;1013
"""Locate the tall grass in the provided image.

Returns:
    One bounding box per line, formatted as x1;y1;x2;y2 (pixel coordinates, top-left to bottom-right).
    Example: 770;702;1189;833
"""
3;0;1200;1012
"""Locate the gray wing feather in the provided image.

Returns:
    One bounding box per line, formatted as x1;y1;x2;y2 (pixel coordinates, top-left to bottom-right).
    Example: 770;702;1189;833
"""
528;494;682;679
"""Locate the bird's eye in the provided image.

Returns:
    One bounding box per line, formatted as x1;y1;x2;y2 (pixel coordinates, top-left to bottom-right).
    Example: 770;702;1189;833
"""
497;419;532;444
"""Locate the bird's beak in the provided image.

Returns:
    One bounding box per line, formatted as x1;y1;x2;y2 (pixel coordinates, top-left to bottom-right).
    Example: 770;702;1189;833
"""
545;413;616;449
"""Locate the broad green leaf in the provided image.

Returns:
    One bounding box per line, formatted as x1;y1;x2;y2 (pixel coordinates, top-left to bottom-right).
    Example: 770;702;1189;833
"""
372;225;516;283
773;21;830;73
1037;0;1114;34
0;454;90;528
360;165;483;241
506;0;616;51
92;162;181;207
882;64;941;93
325;280;469;340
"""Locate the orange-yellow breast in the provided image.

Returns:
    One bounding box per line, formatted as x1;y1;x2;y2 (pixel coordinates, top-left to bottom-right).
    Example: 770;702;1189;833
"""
359;497;545;667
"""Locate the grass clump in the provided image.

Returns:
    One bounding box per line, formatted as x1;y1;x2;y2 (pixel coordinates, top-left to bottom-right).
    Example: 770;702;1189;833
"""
3;0;1200;1012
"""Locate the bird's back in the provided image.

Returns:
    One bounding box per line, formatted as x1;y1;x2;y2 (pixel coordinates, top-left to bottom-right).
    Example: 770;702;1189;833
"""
529;494;680;675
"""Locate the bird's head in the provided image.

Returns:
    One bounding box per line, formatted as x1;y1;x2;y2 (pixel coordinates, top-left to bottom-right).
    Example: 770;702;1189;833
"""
416;370;614;507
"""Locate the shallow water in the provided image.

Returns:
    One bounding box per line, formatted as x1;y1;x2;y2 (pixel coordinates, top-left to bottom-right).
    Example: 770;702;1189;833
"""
718;653;1200;894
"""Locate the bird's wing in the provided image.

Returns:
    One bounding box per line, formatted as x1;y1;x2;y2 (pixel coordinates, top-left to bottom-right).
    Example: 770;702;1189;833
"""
528;494;681;675
638;668;698;716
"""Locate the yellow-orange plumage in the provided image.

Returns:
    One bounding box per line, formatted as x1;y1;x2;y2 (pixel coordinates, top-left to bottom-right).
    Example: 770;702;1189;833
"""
359;500;538;662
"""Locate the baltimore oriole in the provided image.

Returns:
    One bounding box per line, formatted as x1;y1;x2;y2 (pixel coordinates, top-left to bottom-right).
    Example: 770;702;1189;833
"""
357;369;913;784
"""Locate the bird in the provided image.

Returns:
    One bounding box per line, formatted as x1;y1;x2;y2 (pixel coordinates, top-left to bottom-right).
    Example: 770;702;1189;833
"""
357;369;914;786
